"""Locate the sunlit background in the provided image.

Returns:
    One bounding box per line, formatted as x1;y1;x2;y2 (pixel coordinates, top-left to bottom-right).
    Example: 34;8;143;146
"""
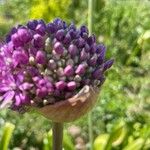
0;0;150;149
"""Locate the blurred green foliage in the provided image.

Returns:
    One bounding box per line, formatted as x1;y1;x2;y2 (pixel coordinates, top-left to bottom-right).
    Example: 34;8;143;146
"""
0;0;150;149
94;120;150;150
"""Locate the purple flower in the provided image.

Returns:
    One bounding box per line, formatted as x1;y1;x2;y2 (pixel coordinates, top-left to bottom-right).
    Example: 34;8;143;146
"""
0;18;113;111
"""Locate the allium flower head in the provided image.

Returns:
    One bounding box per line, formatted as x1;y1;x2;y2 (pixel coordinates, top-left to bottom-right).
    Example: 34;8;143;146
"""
0;18;113;112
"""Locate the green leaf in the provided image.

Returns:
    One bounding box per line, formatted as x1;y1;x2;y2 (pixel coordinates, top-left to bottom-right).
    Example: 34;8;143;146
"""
123;138;145;150
94;134;109;150
104;121;128;150
0;122;15;150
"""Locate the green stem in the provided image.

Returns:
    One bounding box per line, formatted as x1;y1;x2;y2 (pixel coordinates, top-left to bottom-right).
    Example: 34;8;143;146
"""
88;0;94;150
52;122;63;150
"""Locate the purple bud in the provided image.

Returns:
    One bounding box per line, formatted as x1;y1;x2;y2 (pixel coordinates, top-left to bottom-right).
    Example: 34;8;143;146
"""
36;51;46;64
96;44;106;54
6;27;17;43
53;18;64;29
32;76;41;83
76;38;85;48
55;29;65;41
11;33;22;47
64;65;74;76
36;24;46;36
28;67;39;76
29;47;37;56
75;64;86;75
47;23;56;34
54;42;64;55
38;79;46;86
90;43;97;54
27;20;38;30
69;23;76;31
82;32;88;40
80;49;89;61
33;34;44;48
17;28;31;43
69;29;79;39
38;19;46;28
97;47;106;64
19;82;33;91
13;50;28;66
87;35;96;45
92;69;102;79
103;59;114;71
67;81;76;91
63;33;71;45
55;81;66;90
88;54;98;66
68;44;78;56
36;87;48;98
80;25;89;34
84;43;90;52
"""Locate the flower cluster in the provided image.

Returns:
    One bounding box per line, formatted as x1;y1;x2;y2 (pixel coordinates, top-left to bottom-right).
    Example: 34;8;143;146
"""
0;18;113;111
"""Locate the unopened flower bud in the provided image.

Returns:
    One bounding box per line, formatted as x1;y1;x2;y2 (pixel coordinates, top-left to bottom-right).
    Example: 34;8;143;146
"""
33;34;44;48
64;65;74;77
36;24;46;36
75;64;86;75
97;47;106;64
55;81;66;90
63;33;71;44
80;49;89;61
54;42;64;55
36;87;48;98
68;44;78;56
67;81;76;91
46;23;56;34
103;59;114;71
27;20;38;30
11;33;22;47
92;69;102;79
56;29;65;41
17;28;31;43
35;51;46;64
88;54;97;66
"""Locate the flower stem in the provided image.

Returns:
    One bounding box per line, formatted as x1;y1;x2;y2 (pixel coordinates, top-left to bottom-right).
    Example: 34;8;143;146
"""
88;0;94;150
52;122;63;150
